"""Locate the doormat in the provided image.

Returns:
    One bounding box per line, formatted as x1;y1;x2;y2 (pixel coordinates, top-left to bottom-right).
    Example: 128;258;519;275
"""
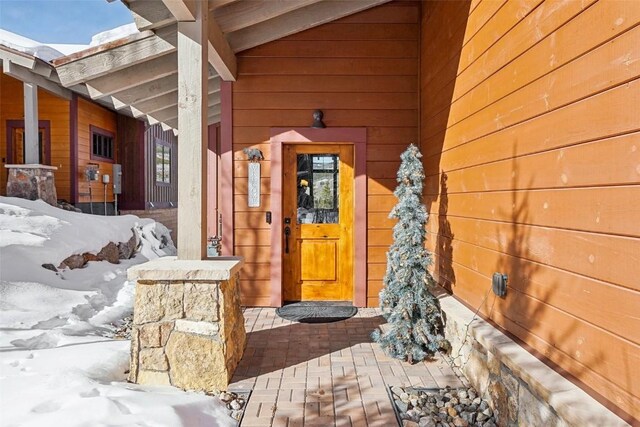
276;301;357;323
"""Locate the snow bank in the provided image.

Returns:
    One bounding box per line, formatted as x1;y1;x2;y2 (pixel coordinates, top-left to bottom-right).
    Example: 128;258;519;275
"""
0;197;235;427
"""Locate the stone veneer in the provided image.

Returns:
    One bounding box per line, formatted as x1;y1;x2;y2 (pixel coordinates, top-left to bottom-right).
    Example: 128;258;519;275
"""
5;164;58;206
127;257;246;392
439;294;630;427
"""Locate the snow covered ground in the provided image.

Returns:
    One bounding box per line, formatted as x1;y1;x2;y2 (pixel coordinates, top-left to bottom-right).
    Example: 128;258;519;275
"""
0;197;235;427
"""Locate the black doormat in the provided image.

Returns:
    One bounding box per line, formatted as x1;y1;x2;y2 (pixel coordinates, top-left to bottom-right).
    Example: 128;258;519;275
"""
276;301;357;323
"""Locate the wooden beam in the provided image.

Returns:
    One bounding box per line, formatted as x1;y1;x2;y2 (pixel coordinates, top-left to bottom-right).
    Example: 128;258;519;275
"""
23;82;39;164
177;0;208;259
126;74;220;114
127;0;175;31
2;61;71;100
207;16;237;81
165;112;220;129
209;0;240;12
214;0;323;33
153;98;221;123
109;74;177;106
55;27;177;87
162;0;196;21
0;46;35;69
227;0;392;52
85;53;177;99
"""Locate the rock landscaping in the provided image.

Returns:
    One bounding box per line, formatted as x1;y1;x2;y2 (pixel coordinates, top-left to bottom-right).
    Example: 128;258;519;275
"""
216;390;248;423
390;386;498;427
41;229;139;272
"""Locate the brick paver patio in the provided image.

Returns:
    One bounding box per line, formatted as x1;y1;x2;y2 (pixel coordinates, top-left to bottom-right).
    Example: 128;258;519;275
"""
229;307;465;427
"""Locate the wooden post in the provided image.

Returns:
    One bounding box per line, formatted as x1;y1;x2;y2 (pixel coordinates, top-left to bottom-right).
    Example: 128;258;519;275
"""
23;82;39;164
176;1;208;259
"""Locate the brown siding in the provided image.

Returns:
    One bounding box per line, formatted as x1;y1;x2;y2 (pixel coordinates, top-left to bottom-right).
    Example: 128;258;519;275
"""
117;115;145;210
145;124;178;207
232;2;420;307
0;73;71;201
420;0;640;422
77;97;117;203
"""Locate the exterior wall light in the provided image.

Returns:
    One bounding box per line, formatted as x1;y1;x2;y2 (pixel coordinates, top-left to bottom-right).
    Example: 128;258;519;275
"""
311;110;326;128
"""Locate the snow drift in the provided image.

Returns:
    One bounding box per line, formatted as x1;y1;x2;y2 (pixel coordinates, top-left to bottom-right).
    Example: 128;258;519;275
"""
0;197;234;427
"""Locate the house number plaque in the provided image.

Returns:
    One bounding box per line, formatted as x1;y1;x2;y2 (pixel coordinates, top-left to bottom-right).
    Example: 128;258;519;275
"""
248;162;261;207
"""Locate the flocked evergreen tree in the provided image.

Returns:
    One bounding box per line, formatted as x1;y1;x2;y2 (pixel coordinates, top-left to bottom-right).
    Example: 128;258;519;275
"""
372;144;449;363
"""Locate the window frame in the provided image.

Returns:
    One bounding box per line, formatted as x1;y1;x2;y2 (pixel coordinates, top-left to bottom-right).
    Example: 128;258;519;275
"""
90;125;115;163
154;138;172;186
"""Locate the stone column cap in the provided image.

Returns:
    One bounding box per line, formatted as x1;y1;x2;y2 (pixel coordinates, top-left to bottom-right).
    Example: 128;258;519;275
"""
5;163;58;170
127;256;244;281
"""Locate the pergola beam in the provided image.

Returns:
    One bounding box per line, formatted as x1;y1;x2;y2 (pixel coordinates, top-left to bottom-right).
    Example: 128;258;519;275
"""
116;74;220;115
127;0;175;31
153;98;221;123
54;27;177;87
85;53;177;99
108;74;177;106
214;0;323;33
162;0;197;21
207;17;237;81
2;61;71;100
227;0;393;52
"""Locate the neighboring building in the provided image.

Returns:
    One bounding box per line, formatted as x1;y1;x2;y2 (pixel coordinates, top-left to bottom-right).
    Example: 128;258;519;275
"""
0;38;178;236
2;0;638;424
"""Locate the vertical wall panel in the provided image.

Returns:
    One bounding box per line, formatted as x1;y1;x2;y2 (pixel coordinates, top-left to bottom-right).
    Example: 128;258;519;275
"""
420;0;640;421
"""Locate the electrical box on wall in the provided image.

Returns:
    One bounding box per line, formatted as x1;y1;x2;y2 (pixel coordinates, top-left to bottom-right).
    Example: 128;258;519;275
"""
492;273;508;297
113;164;122;194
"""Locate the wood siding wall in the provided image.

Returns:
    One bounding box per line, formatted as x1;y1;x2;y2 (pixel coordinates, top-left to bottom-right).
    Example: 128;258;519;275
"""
145;124;178;208
420;0;640;422
231;2;420;307
117;115;145;210
0;73;71;201
77;97;117;203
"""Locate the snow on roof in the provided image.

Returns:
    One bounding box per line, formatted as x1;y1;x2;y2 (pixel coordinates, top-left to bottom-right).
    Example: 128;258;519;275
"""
0;28;74;62
0;23;139;63
89;23;139;47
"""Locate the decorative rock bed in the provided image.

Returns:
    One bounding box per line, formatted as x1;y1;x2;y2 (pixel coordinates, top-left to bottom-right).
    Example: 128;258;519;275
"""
390;386;498;427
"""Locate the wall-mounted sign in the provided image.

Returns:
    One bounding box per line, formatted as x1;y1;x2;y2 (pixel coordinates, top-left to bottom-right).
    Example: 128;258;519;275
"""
248;162;261;207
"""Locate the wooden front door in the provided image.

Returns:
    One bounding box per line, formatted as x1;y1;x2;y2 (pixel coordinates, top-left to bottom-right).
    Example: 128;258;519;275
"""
282;144;354;301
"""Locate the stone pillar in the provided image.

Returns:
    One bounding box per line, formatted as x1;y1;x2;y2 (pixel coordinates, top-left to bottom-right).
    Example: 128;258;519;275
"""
5;164;58;206
127;257;245;392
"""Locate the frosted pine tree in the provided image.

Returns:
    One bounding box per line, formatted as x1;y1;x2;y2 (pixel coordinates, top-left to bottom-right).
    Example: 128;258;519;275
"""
372;144;449;363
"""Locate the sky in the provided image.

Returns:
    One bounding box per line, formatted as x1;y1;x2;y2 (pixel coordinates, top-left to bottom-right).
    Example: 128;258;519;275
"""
0;0;134;44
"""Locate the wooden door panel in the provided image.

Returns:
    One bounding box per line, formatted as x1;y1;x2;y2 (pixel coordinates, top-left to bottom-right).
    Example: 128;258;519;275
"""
300;240;337;281
282;144;354;302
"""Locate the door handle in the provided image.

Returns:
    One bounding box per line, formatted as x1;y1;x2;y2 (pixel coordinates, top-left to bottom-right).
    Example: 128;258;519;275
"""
284;226;291;254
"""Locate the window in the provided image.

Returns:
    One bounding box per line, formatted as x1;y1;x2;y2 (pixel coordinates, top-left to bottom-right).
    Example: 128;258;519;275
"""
296;153;339;224
14;128;45;164
90;126;114;161
155;140;171;184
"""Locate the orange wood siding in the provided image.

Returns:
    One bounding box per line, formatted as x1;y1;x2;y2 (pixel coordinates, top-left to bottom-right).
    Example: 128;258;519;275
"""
232;2;420;307
420;0;640;422
0;73;71;201
77;97;117;203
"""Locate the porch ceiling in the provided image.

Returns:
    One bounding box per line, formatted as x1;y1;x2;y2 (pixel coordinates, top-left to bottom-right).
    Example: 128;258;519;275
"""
49;0;391;134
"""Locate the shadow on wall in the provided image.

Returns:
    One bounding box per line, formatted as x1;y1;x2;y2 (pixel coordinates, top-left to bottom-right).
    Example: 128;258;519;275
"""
420;0;471;293
483;151;606;426
435;172;454;293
